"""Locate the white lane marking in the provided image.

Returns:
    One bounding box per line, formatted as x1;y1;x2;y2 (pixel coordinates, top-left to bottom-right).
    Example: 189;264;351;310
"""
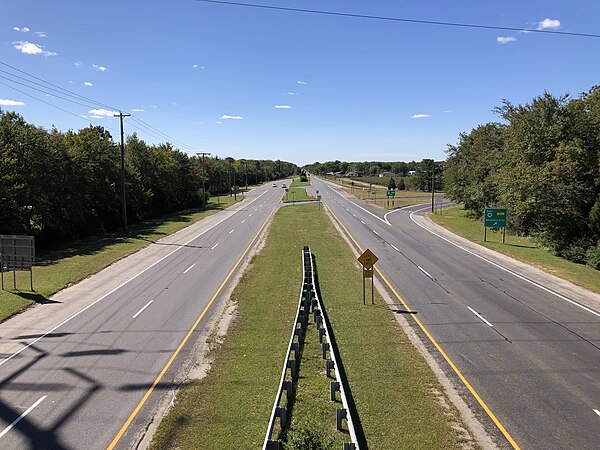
372;230;379;236
211;242;219;250
418;265;432;278
360;220;365;224
594;409;600;417
384;203;425;225
345;208;349;211
241;220;245;224
249;214;252;217
391;244;400;252
133;300;154;319
0;395;47;439
255;208;258;211
352;213;356;217
0;190;269;368
183;264;195;274
321;179;391;226
468;306;494;327
229;229;235;234
409;209;600;319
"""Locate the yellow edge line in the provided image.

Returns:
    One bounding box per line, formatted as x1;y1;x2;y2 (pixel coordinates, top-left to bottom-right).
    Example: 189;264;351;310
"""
325;204;521;450
107;208;276;450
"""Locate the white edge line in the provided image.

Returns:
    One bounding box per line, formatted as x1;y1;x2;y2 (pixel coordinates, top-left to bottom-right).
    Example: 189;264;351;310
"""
417;265;432;279
0;395;47;439
0;190;268;368
229;229;235;234
409;208;600;319
593;408;600;417
132;300;153;319
391;244;400;252
211;242;219;250
467;306;494;327
360;220;365;224
183;264;195;274
384;203;425;225
372;230;379;235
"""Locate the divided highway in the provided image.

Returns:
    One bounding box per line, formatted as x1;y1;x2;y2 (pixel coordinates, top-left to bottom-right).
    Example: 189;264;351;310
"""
0;181;289;449
311;176;600;450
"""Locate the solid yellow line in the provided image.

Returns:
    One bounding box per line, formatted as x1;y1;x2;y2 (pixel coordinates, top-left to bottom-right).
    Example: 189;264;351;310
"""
107;208;276;450
325;205;521;450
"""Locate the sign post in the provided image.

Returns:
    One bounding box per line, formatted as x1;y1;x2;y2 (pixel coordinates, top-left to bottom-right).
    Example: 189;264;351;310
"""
357;249;378;305
483;208;508;243
386;189;395;209
0;235;35;291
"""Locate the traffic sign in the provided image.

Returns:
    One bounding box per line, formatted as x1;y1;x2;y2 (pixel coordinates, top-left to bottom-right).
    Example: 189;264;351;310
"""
484;208;507;228
358;249;378;269
363;267;373;278
386;190;395;197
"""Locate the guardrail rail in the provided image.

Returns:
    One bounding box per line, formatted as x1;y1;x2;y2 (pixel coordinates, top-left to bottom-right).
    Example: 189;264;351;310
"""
263;246;359;450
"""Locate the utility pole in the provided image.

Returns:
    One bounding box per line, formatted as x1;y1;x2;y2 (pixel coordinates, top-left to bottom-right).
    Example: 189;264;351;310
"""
244;160;248;190
114;111;131;236
431;166;435;213
196;152;211;208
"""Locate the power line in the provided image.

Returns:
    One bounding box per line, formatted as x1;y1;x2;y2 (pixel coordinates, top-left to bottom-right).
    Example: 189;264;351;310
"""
129;116;196;152
195;0;600;39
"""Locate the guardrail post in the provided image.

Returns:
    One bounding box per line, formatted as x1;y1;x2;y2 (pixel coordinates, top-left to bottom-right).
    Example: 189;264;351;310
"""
336;408;347;432
322;342;330;359
283;380;293;402
331;381;340;401
266;440;280;450
291;342;299;360
326;359;334;378
287;359;297;379
294;327;304;344
277;406;287;429
319;327;325;343
343;443;356;450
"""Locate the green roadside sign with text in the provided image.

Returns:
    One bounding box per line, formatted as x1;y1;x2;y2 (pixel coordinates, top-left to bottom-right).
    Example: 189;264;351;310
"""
484;208;507;228
386;190;395;197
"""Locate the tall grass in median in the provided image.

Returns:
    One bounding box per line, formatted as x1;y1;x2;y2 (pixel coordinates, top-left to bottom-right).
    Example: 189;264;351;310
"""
0;196;241;322
151;203;473;449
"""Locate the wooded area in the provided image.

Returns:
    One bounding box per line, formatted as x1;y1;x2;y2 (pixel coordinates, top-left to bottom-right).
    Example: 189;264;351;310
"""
0;111;297;248
444;86;600;268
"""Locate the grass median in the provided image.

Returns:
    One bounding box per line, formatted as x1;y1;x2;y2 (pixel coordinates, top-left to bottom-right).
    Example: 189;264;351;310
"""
283;187;316;203
151;203;475;449
0;195;242;322
430;205;600;294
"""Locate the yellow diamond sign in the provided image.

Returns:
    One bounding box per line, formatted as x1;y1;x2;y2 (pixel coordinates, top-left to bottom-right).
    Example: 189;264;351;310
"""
358;249;378;269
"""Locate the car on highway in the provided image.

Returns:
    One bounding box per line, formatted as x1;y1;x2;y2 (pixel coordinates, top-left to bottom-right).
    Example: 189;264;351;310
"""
282;184;287;188
272;183;277;187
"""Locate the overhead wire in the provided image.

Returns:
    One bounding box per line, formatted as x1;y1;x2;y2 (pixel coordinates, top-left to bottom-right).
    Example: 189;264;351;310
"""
194;0;600;39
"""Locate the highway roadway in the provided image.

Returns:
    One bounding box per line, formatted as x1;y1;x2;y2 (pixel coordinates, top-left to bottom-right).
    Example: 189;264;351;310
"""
310;176;600;450
0;181;290;449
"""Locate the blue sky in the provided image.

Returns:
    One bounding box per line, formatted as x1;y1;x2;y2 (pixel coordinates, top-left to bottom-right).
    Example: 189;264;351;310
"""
1;1;599;166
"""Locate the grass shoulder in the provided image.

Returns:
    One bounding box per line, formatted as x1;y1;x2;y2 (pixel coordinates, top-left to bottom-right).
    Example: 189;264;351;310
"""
283;187;316;203
0;195;243;323
429;205;600;294
151;204;476;449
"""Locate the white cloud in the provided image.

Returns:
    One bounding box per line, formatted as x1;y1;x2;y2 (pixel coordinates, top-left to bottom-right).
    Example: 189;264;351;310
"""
443;109;454;113
68;80;73;84
83;81;93;86
497;36;517;44
44;51;57;57
410;114;431;119
131;108;145;112
13;41;42;55
93;64;108;72
35;31;47;37
74;61;83;67
192;64;198;68
13;27;20;31
297;80;307;85
88;108;116;117
172;101;179;106
287;92;298;96
22;27;30;32
274;105;292;109
538;18;560;30
89;115;104;119
0;99;25;106
216;121;223;124
220;114;244;120
150;105;158;109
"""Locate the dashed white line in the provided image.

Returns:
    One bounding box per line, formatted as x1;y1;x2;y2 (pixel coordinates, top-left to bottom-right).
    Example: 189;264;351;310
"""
133;300;153;319
249;214;252;217
229;229;235;234
417;265;432;278
372;230;379;235
352;213;356;217
391;244;400;252
211;242;219;250
241;220;245;224
183;264;195;274
594;409;600;417
0;395;47;439
360;220;365;224
467;306;494;327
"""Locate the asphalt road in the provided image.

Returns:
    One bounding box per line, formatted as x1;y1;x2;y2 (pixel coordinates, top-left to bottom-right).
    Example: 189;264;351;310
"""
0;181;290;449
310;176;600;450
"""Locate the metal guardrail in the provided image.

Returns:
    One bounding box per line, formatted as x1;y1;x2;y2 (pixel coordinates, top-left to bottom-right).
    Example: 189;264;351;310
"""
263;246;359;450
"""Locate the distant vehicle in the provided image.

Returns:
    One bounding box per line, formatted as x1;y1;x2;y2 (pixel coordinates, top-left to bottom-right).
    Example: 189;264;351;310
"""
282;184;287;188
272;183;277;187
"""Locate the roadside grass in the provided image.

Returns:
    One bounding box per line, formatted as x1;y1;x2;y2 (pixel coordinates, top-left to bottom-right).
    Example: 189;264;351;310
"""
339;186;429;210
430;205;600;294
283;187;316;203
291;178;310;187
151;204;473;449
0;195;242;322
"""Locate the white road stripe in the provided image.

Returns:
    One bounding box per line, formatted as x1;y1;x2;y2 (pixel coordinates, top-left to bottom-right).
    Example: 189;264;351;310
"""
372;230;379;235
229;229;235;234
241;220;245;224
409;209;600;319
391;244;400;252
0;395;47;439
468;306;494;327
133;300;153;319
360;220;365;224
183;264;195;274
211;242;219;250
594;409;600;417
249;214;252;217
417;265;432;278
352;213;356;217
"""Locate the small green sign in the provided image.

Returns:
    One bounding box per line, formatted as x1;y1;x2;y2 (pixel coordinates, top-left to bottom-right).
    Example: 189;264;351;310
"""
484;208;507;228
386;190;395;197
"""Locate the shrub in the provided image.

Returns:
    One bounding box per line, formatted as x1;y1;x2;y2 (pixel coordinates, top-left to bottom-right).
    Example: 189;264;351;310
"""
586;244;600;270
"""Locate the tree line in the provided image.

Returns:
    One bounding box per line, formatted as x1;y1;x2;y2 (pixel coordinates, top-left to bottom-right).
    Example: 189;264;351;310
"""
444;86;600;269
0;111;298;248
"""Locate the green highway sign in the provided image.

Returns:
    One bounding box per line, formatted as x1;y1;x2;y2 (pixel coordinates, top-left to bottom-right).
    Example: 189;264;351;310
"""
484;208;507;228
386;190;395;197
